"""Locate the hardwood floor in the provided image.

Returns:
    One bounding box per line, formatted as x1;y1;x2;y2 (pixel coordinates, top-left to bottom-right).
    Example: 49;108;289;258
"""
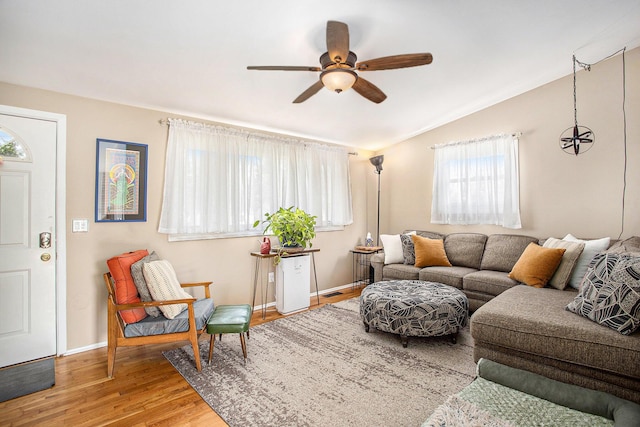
0;287;363;426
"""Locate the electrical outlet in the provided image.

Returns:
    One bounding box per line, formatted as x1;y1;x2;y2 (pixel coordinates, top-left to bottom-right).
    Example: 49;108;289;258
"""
268;272;275;282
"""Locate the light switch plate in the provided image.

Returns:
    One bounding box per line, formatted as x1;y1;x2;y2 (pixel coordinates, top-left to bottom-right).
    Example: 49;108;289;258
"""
72;219;89;233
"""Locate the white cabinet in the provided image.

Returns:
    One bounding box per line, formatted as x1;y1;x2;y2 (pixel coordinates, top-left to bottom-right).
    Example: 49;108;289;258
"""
276;255;311;314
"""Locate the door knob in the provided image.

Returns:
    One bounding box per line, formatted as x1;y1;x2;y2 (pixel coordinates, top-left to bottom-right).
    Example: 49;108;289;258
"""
41;253;51;262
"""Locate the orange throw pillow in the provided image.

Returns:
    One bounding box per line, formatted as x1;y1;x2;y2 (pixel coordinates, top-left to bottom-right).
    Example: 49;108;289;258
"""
412;235;452;268
508;243;566;288
107;250;149;324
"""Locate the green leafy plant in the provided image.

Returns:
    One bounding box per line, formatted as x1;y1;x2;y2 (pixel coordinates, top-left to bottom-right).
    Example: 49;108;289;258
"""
253;206;317;263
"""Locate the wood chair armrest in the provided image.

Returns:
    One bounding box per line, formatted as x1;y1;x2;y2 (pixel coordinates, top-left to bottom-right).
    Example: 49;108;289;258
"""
113;298;196;311
180;281;213;299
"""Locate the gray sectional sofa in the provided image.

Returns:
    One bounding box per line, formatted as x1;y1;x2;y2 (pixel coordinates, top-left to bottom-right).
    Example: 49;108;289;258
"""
370;231;640;404
371;230;539;311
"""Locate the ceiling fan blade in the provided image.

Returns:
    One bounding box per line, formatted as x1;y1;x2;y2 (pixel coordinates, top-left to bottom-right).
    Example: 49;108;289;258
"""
247;65;321;72
352;77;387;104
356;53;433;71
293;80;325;103
326;20;349;64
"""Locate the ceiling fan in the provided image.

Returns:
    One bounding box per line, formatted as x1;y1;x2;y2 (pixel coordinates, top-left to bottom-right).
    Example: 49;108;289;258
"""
247;20;433;104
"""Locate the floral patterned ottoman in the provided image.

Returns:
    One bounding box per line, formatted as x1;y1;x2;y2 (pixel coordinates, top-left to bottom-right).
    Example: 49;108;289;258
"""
360;280;468;347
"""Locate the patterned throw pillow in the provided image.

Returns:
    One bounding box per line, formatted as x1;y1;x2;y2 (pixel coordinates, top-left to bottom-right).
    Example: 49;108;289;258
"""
400;234;415;265
143;260;194;319
566;252;640;335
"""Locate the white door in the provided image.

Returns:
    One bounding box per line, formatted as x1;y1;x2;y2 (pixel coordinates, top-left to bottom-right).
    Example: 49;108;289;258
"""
0;112;57;368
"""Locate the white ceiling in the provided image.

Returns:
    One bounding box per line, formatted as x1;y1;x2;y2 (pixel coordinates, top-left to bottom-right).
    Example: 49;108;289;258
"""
1;1;639;151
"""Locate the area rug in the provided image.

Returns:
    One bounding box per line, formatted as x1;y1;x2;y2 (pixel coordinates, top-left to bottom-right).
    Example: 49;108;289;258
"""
163;298;476;427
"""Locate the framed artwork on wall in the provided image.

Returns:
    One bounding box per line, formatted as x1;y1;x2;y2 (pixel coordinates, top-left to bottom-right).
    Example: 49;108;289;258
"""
95;138;148;222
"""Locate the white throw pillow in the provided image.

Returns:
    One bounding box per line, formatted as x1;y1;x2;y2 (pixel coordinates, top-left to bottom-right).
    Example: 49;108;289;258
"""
563;234;611;289
142;260;193;319
380;234;403;264
380;231;416;264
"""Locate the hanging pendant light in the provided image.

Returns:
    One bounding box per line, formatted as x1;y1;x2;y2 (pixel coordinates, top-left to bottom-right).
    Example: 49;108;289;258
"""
559;55;594;155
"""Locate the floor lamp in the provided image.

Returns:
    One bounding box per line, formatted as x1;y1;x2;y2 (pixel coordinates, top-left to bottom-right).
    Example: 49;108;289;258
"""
369;155;384;246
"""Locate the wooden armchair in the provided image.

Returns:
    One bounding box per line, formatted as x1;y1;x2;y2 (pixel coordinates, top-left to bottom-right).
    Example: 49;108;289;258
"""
103;272;214;378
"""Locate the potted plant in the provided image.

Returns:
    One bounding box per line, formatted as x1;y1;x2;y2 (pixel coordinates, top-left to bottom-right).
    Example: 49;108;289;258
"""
254;206;317;262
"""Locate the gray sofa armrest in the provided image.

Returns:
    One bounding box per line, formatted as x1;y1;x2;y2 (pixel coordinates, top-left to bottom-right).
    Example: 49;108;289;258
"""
371;253;385;283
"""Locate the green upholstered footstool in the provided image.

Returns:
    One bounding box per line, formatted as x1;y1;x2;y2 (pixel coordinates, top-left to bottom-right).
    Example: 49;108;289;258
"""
207;304;252;364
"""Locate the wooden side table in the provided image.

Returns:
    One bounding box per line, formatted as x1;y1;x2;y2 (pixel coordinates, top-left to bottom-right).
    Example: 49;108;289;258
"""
250;249;320;319
350;246;382;289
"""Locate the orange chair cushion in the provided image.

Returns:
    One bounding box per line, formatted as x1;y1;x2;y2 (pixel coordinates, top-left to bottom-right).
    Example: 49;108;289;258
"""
107;250;149;324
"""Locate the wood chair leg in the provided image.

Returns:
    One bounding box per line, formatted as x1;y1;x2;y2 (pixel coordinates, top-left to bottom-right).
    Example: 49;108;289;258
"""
239;332;247;363
191;334;202;372
107;342;116;378
208;334;216;364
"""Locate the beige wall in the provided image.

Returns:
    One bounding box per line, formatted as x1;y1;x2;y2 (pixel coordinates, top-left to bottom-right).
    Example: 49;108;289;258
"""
372;47;639;240
1;47;638;351
0;83;374;351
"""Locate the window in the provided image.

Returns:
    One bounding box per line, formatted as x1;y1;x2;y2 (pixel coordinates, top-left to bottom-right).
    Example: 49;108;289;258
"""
431;134;521;229
0;127;31;161
158;119;353;240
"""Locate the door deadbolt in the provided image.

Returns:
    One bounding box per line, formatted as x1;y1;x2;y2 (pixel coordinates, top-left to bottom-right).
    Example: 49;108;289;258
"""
41;253;51;262
39;232;52;249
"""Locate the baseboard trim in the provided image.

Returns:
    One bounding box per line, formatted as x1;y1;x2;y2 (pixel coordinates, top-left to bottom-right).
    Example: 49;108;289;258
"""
65;283;358;356
252;282;358;311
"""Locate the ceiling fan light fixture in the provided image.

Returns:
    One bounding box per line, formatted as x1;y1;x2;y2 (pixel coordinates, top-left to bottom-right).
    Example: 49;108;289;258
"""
320;69;357;93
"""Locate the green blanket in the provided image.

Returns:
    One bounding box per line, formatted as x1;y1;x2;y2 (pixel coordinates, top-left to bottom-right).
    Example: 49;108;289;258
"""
424;359;640;427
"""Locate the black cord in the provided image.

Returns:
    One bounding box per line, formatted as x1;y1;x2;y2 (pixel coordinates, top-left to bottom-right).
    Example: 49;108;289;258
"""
618;48;627;239
574;47;627;239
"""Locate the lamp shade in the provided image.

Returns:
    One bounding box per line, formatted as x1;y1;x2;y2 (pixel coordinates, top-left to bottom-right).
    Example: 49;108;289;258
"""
369;155;384;173
321;69;357;93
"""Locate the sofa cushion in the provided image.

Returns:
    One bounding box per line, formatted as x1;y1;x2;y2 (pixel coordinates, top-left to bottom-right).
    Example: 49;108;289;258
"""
563;234;611;289
463;270;519;297
606;236;640;255
410;230;446;240
106;250;149;324
542;238;585;290
143;260;194;319
130;251;162;317
412;235;452;268
123;297;215;338
471;286;640;382
443;233;487;269
383;263;421;281
480;234;539;272
419;266;476;290
508;243;566;288
566;252;640;335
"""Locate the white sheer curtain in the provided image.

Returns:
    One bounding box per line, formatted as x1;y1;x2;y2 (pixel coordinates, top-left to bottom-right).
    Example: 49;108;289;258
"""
158;119;353;239
431;133;521;229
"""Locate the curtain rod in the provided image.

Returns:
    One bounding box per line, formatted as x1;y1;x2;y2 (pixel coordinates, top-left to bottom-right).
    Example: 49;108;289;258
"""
429;132;522;149
158;118;358;155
